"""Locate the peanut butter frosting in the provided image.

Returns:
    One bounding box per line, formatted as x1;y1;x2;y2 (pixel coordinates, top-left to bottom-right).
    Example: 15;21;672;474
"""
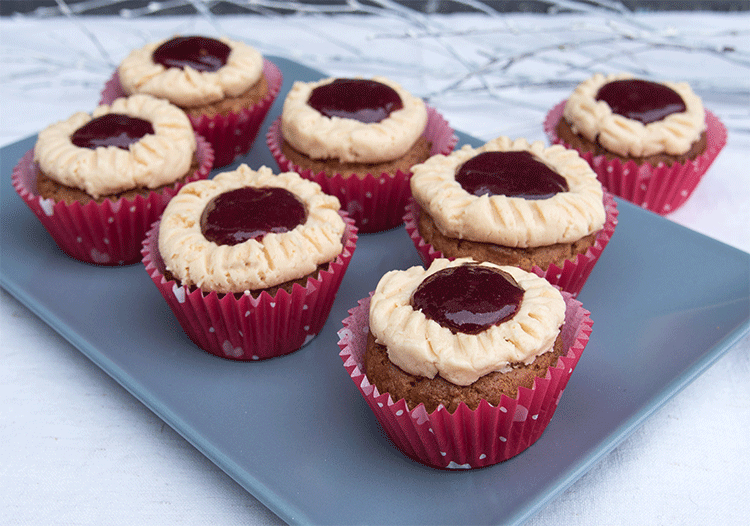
158;164;345;294
33;94;196;199
280;76;428;164
369;258;565;386
118;36;263;108
410;136;605;248
563;72;705;157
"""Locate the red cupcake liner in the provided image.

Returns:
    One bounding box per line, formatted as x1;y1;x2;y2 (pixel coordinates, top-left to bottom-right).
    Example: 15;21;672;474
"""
403;192;618;297
266;105;458;234
12;134;214;266
338;292;592;469
142;212;358;361
544;100;727;215
101;59;283;168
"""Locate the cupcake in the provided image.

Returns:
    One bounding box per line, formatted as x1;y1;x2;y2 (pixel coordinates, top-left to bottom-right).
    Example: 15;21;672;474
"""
405;136;618;296
267;76;457;233
142;164;358;360
545;72;726;214
12;94;214;265
104;35;282;167
339;258;593;469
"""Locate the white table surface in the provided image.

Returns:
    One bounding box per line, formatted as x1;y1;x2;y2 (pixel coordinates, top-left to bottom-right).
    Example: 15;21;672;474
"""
1;5;749;525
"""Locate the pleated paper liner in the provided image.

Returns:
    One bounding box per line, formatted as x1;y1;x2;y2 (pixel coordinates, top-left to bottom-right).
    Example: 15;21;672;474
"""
101;58;283;168
403;192;618;297
141;212;358;361
544;100;727;215
338;293;592;469
12;134;214;266
266;105;458;233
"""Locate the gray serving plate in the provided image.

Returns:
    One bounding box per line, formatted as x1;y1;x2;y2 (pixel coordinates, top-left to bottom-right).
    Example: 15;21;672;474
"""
2;56;749;525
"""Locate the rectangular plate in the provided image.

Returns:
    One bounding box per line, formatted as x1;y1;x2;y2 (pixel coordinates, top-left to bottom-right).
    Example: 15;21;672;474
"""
2;56;749;525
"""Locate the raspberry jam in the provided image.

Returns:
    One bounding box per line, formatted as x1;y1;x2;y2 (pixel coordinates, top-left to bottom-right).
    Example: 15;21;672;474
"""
411;264;523;334
596;79;686;124
71;114;154;150
152;36;231;73
307;78;403;123
200;187;307;246
456;151;568;200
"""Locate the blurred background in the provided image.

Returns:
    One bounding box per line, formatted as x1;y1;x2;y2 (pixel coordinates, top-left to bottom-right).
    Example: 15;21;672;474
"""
2;1;749;16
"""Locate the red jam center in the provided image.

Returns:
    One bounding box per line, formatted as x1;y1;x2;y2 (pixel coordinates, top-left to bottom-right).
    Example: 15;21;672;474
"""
411;264;524;335
152;36;231;72
455;151;568;200
307;78;404;123
71;113;154;150
200;187;307;246
595;79;686;124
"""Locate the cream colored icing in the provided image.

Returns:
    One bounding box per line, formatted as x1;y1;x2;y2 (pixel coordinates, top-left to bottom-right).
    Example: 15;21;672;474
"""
280;76;428;164
118;36;263;108
33;94;196;199
410;136;605;248
563;72;705;157
158;164;345;294
369;258;566;386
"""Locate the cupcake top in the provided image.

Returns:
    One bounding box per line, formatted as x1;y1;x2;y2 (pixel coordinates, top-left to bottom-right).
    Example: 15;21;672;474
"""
369;258;565;386
118;35;264;108
33;94;196;199
158;164;345;294
410;136;605;248
563;72;705;157
280;76;428;164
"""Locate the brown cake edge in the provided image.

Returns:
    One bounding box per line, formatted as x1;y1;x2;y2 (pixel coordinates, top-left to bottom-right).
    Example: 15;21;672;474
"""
364;329;566;414
280;136;432;180
416;208;598;272
36;153;201;205
555;116;707;167
181;74;270;117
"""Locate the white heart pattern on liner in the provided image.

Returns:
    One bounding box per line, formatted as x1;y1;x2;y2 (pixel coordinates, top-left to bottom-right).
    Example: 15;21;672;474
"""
39;197;55;217
222;340;243;358
172;284;186;304
89;248;111;264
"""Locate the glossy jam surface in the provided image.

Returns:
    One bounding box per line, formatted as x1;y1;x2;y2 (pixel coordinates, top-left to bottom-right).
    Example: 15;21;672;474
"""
200;187;307;246
152;36;231;73
307;78;404;123
71;113;154;150
456;151;568;200
596;79;686;124
411;264;524;335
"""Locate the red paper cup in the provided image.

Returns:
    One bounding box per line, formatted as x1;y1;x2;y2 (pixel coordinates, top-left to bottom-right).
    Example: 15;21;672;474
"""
12;134;214;266
142;212;358;360
338;292;592;469
544;100;727;215
266;105;458;234
403;192;618;297
101;59;283;168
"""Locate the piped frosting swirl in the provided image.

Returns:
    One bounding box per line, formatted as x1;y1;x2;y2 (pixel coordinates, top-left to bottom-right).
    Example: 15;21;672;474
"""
118;36;264;108
563;72;705;157
33;94;196;199
280;76;427;164
158;164;345;294
369;258;566;386
410;136;605;248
